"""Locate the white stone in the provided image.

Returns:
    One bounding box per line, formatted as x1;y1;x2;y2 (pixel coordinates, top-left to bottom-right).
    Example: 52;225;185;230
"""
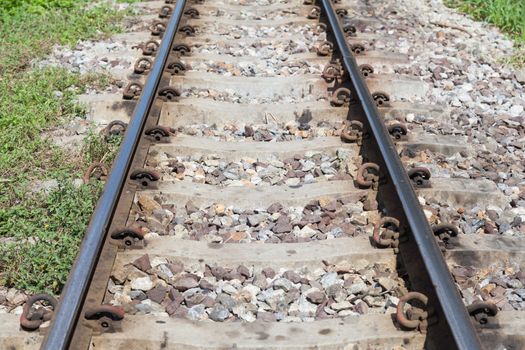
242;285;261;303
330;301;352;311
130;277;153;291
509;105;524;116
297;225;317;238
285;178;301;187
150;257;168;268
320;272;342;289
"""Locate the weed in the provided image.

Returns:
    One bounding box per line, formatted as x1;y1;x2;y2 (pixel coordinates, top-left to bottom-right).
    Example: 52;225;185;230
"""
0;0;132;294
445;0;525;43
0;2;133;73
0;181;102;294
83;131;123;165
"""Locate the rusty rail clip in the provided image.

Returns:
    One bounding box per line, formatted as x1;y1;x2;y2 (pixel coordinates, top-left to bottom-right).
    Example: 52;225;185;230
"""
467;302;498;325
350;43;365;54
151;21;167;36
110;227;145;248
359;64;374;77
20;294;58;331
179;25;196;36
83;163;109;184
372;91;390;107
122;82;143;100
145;126;175;142
343;24;357;37
134;57;153;75
132;40;160;56
159;5;172;18
100;120;128;140
331;87;352;107
335;8;348;18
316;23;327;34
407;167;432;188
130;169;160;187
341;120;364;145
387;123;408;141
356;162;380;190
322;62;343;82
432;223;459;250
307;6;321;19
316;41;333;56
166;60;187;75
373;217;400;252
172;43;191;56
84;305;125;334
158;87;181;102
396;292;430;333
184;7;199;18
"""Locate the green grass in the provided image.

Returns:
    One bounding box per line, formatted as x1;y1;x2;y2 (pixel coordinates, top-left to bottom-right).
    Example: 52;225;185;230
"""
445;0;525;42
0;1;132;294
0;181;103;293
445;0;525;67
0;1;133;73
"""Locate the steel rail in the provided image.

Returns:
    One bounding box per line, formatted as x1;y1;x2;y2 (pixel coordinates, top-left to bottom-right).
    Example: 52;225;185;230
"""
40;1;187;348
319;1;482;349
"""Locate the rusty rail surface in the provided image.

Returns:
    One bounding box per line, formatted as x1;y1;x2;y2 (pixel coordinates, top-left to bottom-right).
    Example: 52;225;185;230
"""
319;1;482;348
40;0;187;348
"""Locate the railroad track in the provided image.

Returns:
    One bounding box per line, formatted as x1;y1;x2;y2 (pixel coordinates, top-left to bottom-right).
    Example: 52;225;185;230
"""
3;0;524;349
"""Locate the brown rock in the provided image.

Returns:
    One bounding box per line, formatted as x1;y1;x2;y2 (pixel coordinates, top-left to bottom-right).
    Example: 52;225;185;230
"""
165;301;180;316
237;265;251;278
132;254;151;272
333;260;353;273
267;202;283;214
257;311;277;322
185;201;199;215
306;291;326;304
167;261;184;275
514;271;525;284
185;292;206;307
490;286;506;298
484;221;497;234
226;231;249;242
354;301;369;314
244;125;255;137
137;194;162;213
168;288;184;304
515;69;525;84
481;283;496;295
111;264;131;284
323;200;339;212
173;277;199;291
363;194;378;211
199;279;215;290
171;162;186;175
318;197;332;209
262;267;276;279
274;215;292;233
168;304;188;318
283;270;303;284
224;271;245;282
146;285;167;304
210;266;228;280
253;274;268;289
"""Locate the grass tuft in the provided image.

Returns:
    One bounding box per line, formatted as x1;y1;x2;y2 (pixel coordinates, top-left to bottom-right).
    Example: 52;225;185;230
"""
445;0;525;43
0;1;133;294
0;181;102;294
